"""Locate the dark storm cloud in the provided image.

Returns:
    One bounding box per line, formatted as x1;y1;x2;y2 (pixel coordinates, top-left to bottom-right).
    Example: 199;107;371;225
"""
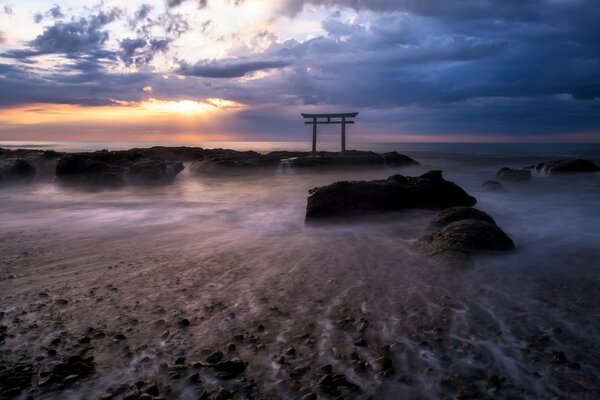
178;59;290;78
119;37;171;66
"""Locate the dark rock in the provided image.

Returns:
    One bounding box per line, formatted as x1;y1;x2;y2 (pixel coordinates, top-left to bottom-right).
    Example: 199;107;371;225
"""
551;351;568;364
206;351;223;364
141;383;159;396
481;180;505;191
306;171;476;220
281;150;419;169
190;150;280;175
417;207;514;262
178;318;190;327
56;154;128;187
125;161;184;185
0;159;37;184
427;206;496;231
210;359;247;379
371;356;392;372
496;167;531;182
535;159;600;175
212;387;233;400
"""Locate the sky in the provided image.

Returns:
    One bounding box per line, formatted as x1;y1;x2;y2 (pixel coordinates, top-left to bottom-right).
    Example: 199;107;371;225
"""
0;0;599;143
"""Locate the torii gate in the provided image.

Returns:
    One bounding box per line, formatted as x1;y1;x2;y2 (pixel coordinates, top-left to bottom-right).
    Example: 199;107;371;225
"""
301;112;358;154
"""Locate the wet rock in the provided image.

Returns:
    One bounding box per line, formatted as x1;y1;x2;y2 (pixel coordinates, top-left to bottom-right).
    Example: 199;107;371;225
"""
306;171;476;220
417;207;514;262
177;318;190;328
56;153;129;187
37;354;95;388
281;150;418;169
190;150;280;175
496;167;531;182
141;383;159;396
481;180;505;192
0;364;34;397
210;359;247;380
371;356;392;372
534;159;600;175
551;351;568;364
0;158;36;184
212;387;233;400
206;351;223;364
125;161;184;185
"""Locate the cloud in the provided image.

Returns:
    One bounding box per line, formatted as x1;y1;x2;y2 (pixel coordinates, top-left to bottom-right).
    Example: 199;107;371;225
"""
120;37;171;66
167;0;207;8
178;59;290;78
0;31;6;44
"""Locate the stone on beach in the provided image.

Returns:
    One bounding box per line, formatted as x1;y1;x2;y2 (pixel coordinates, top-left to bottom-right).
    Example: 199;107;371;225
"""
417;206;514;262
305;171;476;220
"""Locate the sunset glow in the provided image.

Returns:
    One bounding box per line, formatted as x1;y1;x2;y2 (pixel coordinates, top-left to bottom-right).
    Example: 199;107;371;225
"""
0;0;598;142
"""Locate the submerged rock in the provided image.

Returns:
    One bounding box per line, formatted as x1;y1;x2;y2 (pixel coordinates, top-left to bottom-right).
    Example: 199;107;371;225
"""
281;150;419;169
305;171;476;220
0;158;37;184
125;161;184;185
496;167;531;182
481;180;505;192
417;207;514;263
534;159;600;175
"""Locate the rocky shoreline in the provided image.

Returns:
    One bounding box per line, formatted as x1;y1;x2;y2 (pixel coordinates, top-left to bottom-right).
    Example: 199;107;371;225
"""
0;147;420;187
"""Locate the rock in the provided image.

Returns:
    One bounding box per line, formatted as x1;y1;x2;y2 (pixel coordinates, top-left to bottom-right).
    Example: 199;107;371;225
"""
281;150;419;169
534;159;600;175
206;351;223;364
371;356;392;372
189;150;280;175
210;359;247;379
125;161;184;185
177;318;190;328
212;387;233;400
481;180;505;191
427;206;496;231
305;171;476;220
56;154;128;187
417;207;514;262
496;167;531;182
0;158;36;184
141;383;159;396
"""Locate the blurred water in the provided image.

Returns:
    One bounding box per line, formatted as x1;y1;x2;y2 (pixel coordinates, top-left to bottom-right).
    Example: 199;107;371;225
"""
0;142;599;399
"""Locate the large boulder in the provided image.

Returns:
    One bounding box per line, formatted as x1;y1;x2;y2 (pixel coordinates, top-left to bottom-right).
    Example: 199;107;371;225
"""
125;161;184;185
417;207;514;262
189;150;280;175
496;167;531;182
305;171;476;220
55;154;128;187
281;150;418;169
0;158;37;184
534;159;600;175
